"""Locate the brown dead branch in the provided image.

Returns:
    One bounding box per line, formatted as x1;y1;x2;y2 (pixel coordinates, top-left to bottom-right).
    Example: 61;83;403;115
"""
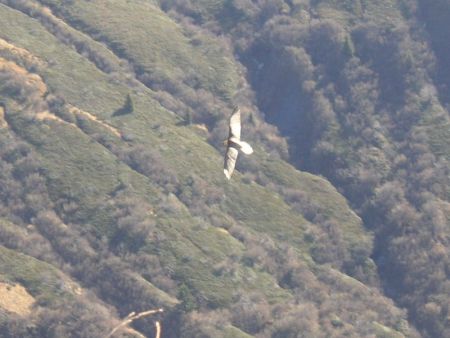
106;308;164;338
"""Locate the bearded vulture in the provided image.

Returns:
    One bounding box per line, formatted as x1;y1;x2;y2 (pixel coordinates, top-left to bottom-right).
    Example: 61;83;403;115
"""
223;106;253;180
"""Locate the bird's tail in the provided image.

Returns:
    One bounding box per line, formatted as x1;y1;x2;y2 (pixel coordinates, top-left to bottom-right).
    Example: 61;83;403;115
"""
224;169;232;180
238;141;253;155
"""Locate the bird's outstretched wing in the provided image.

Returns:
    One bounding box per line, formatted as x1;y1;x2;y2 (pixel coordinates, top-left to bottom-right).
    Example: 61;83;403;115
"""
228;106;241;140
223;146;239;180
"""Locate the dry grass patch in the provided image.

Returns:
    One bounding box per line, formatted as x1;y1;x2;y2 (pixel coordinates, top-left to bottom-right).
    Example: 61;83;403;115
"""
35;110;77;127
68;104;121;137
0;37;46;68
0;56;47;96
0;106;6;128
0;282;35;316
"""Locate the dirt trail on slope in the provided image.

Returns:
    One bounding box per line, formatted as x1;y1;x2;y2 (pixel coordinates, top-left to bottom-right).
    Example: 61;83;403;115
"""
68;105;122;137
0;282;34;316
35;110;78;128
0;56;120;137
0;58;71;125
0;56;78;128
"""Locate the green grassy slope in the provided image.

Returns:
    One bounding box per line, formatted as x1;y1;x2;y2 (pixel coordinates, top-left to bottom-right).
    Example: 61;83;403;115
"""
161;1;450;337
0;1;418;337
0;1;300;309
39;0;239;101
0;240;74;303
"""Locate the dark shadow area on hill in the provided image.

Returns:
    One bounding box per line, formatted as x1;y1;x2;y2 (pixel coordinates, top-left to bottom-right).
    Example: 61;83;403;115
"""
113;94;134;116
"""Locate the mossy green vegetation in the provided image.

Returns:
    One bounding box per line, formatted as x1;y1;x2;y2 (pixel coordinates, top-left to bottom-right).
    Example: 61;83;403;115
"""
38;0;240;101
0;0;445;337
0;243;73;303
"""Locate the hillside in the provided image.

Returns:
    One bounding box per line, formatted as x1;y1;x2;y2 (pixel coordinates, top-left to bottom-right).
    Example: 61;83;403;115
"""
0;1;448;338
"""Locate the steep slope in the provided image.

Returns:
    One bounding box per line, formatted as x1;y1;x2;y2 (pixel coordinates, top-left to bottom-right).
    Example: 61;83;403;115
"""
157;0;450;337
0;241;118;338
418;0;450;105
0;1;426;337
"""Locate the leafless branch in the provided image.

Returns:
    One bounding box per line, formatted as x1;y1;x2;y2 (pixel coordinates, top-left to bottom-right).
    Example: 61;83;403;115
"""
106;308;164;338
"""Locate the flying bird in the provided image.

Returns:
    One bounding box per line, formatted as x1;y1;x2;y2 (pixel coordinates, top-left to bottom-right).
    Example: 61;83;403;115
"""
223;106;253;180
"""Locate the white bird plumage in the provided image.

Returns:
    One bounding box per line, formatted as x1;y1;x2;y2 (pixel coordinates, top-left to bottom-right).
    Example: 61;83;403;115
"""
223;107;253;180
